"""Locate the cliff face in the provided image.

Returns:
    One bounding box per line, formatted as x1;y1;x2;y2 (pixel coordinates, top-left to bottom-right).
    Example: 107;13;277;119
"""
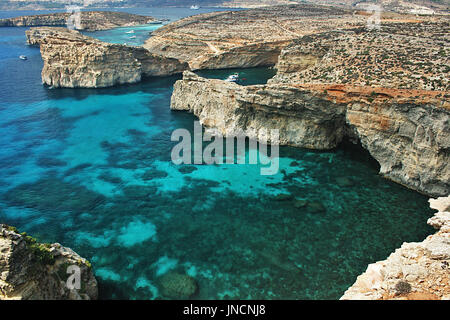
26;27;188;88
341;195;450;300
171;71;450;197
171;71;347;149
0;224;97;300
0;11;158;32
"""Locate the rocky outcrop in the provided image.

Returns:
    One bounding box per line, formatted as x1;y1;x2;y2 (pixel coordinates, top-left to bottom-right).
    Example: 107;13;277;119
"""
0;11;158;32
171;71;347;149
26;27;188;88
0;224;97;300
341;195;450;300
171;71;450;196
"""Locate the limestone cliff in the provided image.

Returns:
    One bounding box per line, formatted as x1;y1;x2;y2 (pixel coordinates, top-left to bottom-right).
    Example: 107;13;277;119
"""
0;224;97;300
0;11;158;32
171;71;347;149
26;27;188;88
341;195;450;300
171;71;450;197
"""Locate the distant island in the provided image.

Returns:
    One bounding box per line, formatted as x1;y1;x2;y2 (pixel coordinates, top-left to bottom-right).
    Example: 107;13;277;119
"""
0;0;448;14
0;11;161;31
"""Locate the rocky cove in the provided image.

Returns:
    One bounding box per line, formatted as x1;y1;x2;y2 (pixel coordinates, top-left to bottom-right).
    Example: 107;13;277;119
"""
0;4;448;300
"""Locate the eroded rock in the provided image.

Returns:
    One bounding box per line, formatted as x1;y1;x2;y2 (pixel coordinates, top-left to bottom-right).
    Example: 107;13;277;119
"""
0;224;97;300
26;27;188;88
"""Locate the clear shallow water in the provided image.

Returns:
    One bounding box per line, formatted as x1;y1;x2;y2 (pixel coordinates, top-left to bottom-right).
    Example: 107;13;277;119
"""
0;12;436;300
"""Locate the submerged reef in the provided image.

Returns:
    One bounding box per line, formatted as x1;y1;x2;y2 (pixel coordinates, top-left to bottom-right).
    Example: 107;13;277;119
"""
0;224;98;300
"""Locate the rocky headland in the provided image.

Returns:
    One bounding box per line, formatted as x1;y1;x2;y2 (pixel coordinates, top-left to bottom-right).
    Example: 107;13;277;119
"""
26;27;188;88
0;11;159;32
172;71;449;197
341;195;450;300
0;224;97;300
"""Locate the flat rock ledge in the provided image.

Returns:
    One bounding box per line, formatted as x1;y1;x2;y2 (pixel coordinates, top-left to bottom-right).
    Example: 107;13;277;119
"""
0;224;98;300
26;27;188;88
341;195;450;300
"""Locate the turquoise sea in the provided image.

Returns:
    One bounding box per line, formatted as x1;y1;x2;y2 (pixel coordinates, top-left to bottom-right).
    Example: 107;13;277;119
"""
0;8;435;300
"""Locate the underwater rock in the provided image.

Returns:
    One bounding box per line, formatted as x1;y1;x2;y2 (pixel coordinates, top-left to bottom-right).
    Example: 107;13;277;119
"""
273;193;292;201
307;201;326;214
293;199;308;208
158;272;198;299
36;157;67;168
335;177;353;188
289;161;300;167
178;166;198;174
0;224;98;300
98;173;123;185
122;185;157;200
141;170;169;180
3;178;105;212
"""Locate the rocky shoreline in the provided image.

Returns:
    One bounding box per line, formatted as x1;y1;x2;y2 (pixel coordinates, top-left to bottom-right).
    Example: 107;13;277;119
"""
341;195;450;300
0;224;97;300
3;5;449;300
26;27;188;88
171;71;449;197
0;11;159;32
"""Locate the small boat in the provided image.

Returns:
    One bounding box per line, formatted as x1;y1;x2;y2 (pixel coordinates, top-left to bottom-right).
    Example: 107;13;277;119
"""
19;55;27;60
129;36;137;39
225;73;239;83
190;5;200;10
125;30;135;34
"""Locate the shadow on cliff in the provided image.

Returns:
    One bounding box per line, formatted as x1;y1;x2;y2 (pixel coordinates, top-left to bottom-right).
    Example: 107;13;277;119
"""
336;137;381;172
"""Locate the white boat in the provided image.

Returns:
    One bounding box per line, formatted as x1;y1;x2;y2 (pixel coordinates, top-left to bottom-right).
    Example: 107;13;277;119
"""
125;30;135;34
19;55;27;60
129;36;137;39
225;73;239;82
190;5;200;10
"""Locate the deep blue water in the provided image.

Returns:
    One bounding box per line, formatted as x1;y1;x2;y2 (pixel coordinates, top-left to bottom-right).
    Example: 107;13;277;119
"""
0;9;435;300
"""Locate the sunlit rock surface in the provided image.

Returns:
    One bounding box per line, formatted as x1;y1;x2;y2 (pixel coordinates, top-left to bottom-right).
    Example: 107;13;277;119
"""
0;224;98;300
26;27;188;88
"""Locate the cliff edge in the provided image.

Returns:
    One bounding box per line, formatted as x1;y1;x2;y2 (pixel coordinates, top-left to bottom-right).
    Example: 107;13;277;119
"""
0;224;98;300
